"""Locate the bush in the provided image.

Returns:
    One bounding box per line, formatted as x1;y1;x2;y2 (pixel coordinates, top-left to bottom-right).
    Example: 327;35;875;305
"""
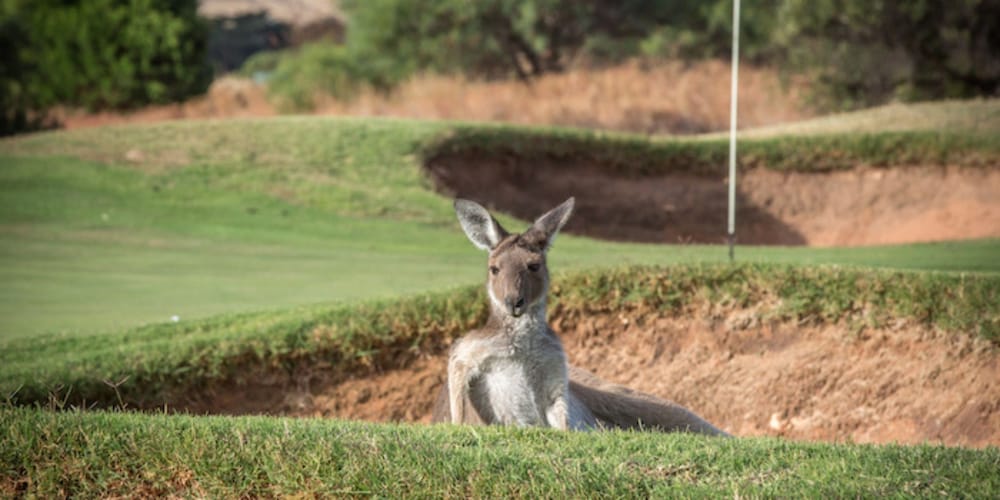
1;3;46;135
243;43;407;111
634;1;780;63
343;0;683;80
1;0;212;135
773;0;1000;110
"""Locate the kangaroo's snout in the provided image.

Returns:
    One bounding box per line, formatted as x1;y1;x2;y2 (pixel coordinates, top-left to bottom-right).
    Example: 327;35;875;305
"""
507;296;526;317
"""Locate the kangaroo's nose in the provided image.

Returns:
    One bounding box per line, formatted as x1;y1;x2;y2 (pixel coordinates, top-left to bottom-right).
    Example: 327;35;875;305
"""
507;296;526;317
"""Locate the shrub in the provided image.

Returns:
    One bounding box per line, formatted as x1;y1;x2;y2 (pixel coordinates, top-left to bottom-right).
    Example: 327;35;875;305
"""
1;0;211;135
634;0;780;63
342;0;682;80
773;0;1000;109
244;43;407;111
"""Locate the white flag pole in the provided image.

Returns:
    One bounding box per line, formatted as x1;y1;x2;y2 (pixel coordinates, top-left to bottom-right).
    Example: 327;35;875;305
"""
727;0;741;262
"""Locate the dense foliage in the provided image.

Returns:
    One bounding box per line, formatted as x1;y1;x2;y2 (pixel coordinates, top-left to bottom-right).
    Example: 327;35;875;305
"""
4;0;997;132
773;0;1000;108
260;0;997;111
241;42;404;111
1;0;211;135
341;0;691;80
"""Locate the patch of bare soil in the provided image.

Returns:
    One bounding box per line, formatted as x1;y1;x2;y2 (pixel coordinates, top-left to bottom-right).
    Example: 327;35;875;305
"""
426;155;1000;246
558;311;999;448
174;309;1000;448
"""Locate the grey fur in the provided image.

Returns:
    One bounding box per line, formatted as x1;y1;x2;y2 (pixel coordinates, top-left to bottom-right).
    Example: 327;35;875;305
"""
436;197;728;436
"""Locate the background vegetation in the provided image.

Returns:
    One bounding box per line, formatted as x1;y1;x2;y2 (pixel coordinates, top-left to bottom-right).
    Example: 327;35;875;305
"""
249;0;1000;112
5;0;998;129
1;0;211;135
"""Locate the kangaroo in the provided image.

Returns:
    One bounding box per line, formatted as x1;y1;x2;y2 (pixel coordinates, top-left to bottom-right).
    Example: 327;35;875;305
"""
433;197;727;436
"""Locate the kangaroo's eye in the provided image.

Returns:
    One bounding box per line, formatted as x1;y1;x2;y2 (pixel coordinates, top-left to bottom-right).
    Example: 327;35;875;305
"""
489;266;499;275
527;263;541;272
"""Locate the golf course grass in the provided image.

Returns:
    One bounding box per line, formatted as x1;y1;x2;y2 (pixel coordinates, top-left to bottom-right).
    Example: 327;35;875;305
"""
1;100;998;496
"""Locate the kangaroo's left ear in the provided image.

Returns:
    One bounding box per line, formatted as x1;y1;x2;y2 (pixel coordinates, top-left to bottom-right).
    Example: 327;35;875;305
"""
527;197;574;252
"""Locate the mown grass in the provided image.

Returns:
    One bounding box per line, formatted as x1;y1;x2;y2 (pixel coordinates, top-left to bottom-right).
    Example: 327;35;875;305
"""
2;407;998;497
3;165;997;338
2;114;999;337
419;98;999;175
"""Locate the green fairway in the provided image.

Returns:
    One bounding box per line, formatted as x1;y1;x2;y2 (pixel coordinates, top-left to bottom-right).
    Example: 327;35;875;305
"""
3;212;997;338
2;116;999;338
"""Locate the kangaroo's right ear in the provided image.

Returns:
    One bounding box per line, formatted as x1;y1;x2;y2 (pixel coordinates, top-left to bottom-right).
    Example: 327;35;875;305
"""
454;199;509;251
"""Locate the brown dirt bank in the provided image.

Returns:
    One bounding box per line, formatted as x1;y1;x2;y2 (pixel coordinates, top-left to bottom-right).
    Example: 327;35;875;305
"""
175;308;1000;448
426;154;1000;246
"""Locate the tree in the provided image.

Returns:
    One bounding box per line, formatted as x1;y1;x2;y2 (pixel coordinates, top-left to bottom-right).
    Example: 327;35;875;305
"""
343;0;683;81
775;0;1000;108
1;0;212;135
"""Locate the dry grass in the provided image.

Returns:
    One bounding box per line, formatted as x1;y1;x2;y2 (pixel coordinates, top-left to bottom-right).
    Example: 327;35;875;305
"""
56;61;811;135
54;77;277;129
318;59;811;134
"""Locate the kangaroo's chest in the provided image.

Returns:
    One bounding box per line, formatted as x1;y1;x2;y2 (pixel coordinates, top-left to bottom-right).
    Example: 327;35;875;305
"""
477;358;543;425
467;333;567;426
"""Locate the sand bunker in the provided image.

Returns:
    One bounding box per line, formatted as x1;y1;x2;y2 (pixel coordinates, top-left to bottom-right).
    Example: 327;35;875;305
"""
425;153;1000;246
175;305;999;449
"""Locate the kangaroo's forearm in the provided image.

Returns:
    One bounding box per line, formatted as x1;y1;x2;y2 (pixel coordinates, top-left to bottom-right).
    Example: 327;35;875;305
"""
448;362;467;424
546;394;569;430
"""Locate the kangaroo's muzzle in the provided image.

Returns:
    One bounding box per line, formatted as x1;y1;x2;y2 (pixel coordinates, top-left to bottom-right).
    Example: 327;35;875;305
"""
507;296;526;317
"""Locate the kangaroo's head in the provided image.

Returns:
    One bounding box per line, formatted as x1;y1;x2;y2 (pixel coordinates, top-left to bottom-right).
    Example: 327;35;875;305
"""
454;197;574;318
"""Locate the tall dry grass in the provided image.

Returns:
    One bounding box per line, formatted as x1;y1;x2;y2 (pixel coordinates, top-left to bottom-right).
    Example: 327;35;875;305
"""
59;60;811;134
318;59;811;134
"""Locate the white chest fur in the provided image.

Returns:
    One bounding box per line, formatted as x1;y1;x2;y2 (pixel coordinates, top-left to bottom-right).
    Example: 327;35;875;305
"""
449;312;573;428
480;358;544;426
